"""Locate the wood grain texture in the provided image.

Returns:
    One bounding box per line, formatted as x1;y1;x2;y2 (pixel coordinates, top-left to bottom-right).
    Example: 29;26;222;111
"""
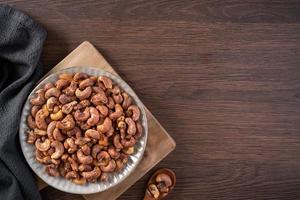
4;0;300;199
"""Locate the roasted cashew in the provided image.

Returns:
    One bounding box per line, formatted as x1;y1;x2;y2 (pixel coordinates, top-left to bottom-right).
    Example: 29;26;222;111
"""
53;128;65;141
125;117;136;135
59;94;76;105
100;159;116;172
35;150;51;164
84;129;100;140
55;79;70;90
66;126;82;138
34;128;47;136
35;138;50;152
75;86;92;100
113;134;123;149
100;172;109;181
27;115;36;129
98;76;112;89
46;97;58;112
81;144;91;155
51;141;64;159
47;147;55;156
72;178;87;185
149;184;160;199
96;151;111;166
97;117;112;134
122;92;132;109
92;86;105;94
65;171;79;179
56;114;75;131
26;130;36;144
108;146;120;159
109;104;123;120
31;105;41;118
78;164;92;172
110;85;121;95
45;87;61;99
134;122;143;139
123;146;135;155
59;73;73;81
91;91;108;105
46;121;56;140
74;99;90;110
96;105;108;117
43;82;54;90
35;108;49;130
87;107;99;126
61;100;77;114
106;127;114;138
64;138;77;154
121;137;136;148
51;158;61;165
46;164;60;177
74;107;90;121
73;72;88;82
75;137;91;146
68;157;79;171
79;78;95;90
30;89;45;106
127;105;140;121
92;144;102;158
156;173;172;193
112;93;123;104
99;133;108;146
106;97;115;109
63;81;78;96
81;166;101;180
77;150;93;164
50;110;63;121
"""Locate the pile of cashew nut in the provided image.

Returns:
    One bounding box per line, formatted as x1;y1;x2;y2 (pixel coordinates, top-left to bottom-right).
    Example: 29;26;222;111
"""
26;72;143;184
148;173;173;199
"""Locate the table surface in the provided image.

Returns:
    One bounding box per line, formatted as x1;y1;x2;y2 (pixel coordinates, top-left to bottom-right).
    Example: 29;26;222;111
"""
6;1;300;199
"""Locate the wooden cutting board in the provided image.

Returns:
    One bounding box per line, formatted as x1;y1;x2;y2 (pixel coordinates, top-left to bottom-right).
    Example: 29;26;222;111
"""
37;41;176;200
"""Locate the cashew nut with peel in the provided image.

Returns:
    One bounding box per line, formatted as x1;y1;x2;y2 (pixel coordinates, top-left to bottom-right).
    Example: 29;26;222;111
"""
109;104;123;120
35;138;51;152
68;157;79;171
75;86;92;100
64;138;77;154
46;164;60;177
112;93;123;104
108;146;120;159
74;99;90;110
98;133;108;146
51;141;64;159
127;105;140;121
45;87;61;99
75;137;91;146
74;107;90;121
121;137;136;148
87;107;100;126
81;166;101;180
77;150;93;164
106;97;115;109
56;114;75;130
81;144;91;155
98;76;112;89
100;159;116;172
30;89;45;106
97;117;112;133
66;126;82;138
58;94;76;105
125;117;136;135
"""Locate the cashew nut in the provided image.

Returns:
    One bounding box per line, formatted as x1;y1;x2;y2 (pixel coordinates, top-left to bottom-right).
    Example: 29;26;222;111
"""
73;72;88;82
87;107;99;126
106;97;115;109
64;138;77;154
53;128;65;141
51;141;64;159
75;137;91;146
68;157;79;172
78;164;92;172
31;105;41;118
108;146;120;159
96;105;109;117
125;117;136;135
81;166;101;180
121;137;136;148
75;86;92;100
109;104;123;120
112;93;123;104
61;100;77;114
149;184;160;199
46;97;58;112
59;73;73;81
46;164;60;177
74;99;90;110
99;133;108;146
122;92;132;109
77;150;93;164
35;108;49;130
96;151;111;166
65;171;79;179
106;127;114;138
113;134;123;149
81;144;91;155
100;172;109;181
56;114;75;130
74;107;90;121
27;115;36;129
72;178;87;185
123;146;135;155
84;129;100;140
46;121;56;140
26;130;37;144
79;78;95;89
97;117;112;134
35;150;51;164
59;93;76;105
91;92;108;105
34;128;47;136
45;87;61;99
35;138;50;152
98;76;112;89
100;159;116;172
66;126;82;138
43;82;54;90
92;144;102;158
63;81;78;96
127;105;140;121
134;122;143;139
30;89;45;106
55;79;70;90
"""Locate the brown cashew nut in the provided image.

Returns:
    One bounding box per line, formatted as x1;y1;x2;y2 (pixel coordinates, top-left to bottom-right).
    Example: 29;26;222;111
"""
113;134;123;149
123;146;135;155
61;101;77;114
35;150;51;164
64;138;78;154
46;97;58;112
77;150;93;164
109;104;123;120
81;167;101;180
74;99;90;110
121;137;136;148
97;117;112;134
51;158;61;165
59;73;73;81
134;122;143;139
27;130;37;144
87;107;99;126
127;105;140;121
44;82;55;90
53;128;65;141
75;137;91;146
63;81;78;96
81;144;91;155
112;93;123;104
56;114;75;131
92;144;102;158
78;164;92;172
91;91;108;105
79;78;95;90
51;141;64;159
31;105;41;117
149;184;160;199
73;72;88;82
50;110;63;121
65;171;79;179
96;105;109;117
58;94;76;105
75;86;92;100
122;92;132;109
47;121;57;140
85;129;100;140
100;159;116;172
46;164;60;177
108;146;120;159
98;76;112;89
96;151;111;166
30;89;46;106
68;157;79;171
100;172;109;181
125;117;136;135
45;87;61;99
156;173;173;193
110;85;121;95
74;107;90;121
66;126;82;138
72;178;87;185
55;79;70;90
35;138;51;152
98;133;108;146
106;127;114;138
35;108;49;130
106;97;115;109
27;115;36;129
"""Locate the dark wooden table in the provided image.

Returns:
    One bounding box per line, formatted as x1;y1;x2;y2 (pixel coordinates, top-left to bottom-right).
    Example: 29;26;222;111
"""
6;0;300;199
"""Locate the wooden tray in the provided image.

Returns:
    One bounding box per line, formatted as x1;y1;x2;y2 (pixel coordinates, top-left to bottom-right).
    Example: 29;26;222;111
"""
37;41;176;200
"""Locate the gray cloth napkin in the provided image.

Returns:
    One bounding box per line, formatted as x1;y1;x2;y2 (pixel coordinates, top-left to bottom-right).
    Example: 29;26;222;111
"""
0;4;46;200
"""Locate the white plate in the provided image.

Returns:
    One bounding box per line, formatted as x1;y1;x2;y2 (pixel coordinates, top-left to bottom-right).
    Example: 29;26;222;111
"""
19;67;148;194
